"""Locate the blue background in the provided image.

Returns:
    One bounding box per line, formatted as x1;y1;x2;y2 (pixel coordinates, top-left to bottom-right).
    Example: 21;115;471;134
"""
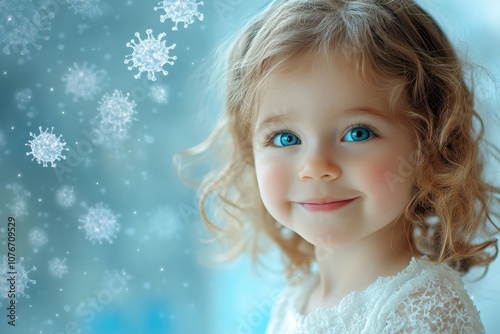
0;0;499;333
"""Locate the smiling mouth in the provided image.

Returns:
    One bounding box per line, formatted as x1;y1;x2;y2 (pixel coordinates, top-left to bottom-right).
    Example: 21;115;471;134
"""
299;198;357;212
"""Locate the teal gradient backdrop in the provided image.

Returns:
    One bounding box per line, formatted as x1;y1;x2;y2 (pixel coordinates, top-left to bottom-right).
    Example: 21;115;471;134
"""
0;1;499;333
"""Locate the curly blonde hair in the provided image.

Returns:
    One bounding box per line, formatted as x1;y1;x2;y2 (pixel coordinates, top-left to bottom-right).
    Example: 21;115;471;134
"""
175;0;500;283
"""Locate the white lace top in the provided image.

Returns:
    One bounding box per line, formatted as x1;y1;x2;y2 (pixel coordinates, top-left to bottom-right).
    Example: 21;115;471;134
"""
265;256;485;333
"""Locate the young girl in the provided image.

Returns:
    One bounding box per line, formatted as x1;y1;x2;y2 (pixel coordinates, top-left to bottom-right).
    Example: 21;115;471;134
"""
176;0;500;332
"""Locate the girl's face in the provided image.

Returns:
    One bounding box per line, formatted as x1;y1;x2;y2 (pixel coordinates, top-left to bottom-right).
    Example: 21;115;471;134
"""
252;57;416;249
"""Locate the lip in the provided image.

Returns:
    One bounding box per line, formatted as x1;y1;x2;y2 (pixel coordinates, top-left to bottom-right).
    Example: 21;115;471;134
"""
299;197;358;212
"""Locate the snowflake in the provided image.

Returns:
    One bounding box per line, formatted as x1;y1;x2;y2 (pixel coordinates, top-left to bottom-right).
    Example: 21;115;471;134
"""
55;185;76;208
148;84;169;104
78;202;120;244
0;256;37;299
0;0;54;55
67;0;102;19
26;127;68;167
124;29;177;81
28;228;48;251
48;257;68;279
154;0;204;30
61;62;108;102
93;90;137;144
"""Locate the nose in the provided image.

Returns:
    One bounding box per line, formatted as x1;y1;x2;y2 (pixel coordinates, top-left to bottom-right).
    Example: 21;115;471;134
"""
299;154;341;181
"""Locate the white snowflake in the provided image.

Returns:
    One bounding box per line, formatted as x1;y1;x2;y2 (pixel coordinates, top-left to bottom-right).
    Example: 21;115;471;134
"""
78;202;120;244
48;257;68;279
26;127;68;167
55;185;76;208
61;62;108;102
154;0;204;30
124;29;176;81
0;256;37;299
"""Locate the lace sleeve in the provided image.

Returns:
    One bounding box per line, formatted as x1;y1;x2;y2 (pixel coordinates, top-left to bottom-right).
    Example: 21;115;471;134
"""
381;279;484;334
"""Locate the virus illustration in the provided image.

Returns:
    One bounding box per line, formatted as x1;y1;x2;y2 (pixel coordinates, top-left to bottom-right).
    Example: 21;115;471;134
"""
154;0;204;31
61;62;108;102
15;88;32;110
148;84;169;104
28;228;48;251
5;183;31;217
78;202;120;244
124;29;177;81
55;185;76;208
145;206;183;241
0;0;54;55
48;257;68;279
7;198;28;218
0;256;37;299
26;127;68;167
67;0;102;19
94;90;137;144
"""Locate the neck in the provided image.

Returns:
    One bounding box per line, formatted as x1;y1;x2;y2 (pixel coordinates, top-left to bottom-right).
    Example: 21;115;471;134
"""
310;218;416;308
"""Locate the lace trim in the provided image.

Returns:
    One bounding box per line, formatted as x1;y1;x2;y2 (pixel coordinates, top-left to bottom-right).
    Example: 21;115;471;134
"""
289;256;425;329
266;255;484;333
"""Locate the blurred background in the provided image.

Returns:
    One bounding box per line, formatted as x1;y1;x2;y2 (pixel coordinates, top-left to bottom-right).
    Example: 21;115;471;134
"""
0;0;499;333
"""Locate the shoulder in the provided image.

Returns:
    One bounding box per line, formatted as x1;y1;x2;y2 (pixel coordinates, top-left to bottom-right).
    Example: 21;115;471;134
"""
375;257;485;334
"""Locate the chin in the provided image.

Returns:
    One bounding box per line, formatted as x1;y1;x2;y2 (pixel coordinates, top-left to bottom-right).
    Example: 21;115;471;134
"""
300;228;349;248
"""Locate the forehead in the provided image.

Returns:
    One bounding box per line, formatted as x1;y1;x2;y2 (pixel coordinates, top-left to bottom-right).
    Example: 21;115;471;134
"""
256;54;391;121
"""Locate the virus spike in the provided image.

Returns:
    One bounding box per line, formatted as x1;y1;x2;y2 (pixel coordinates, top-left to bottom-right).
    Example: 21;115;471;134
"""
0;0;54;55
26;127;68;167
0;256;36;299
94;89;137;145
67;0;103;19
48;257;68;279
78;202;121;244
61;62;108;102
124;29;177;81
154;0;204;31
55;185;77;208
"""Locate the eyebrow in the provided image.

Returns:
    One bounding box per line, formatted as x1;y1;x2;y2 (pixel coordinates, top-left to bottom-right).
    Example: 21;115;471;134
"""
254;113;299;133
347;107;388;119
255;107;389;133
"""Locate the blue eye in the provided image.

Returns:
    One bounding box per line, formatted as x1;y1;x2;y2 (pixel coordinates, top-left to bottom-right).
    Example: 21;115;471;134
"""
343;126;374;142
272;132;301;146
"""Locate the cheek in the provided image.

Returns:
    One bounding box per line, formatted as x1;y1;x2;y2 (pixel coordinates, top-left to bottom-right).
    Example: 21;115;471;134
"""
254;158;289;208
358;155;414;199
367;162;396;191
